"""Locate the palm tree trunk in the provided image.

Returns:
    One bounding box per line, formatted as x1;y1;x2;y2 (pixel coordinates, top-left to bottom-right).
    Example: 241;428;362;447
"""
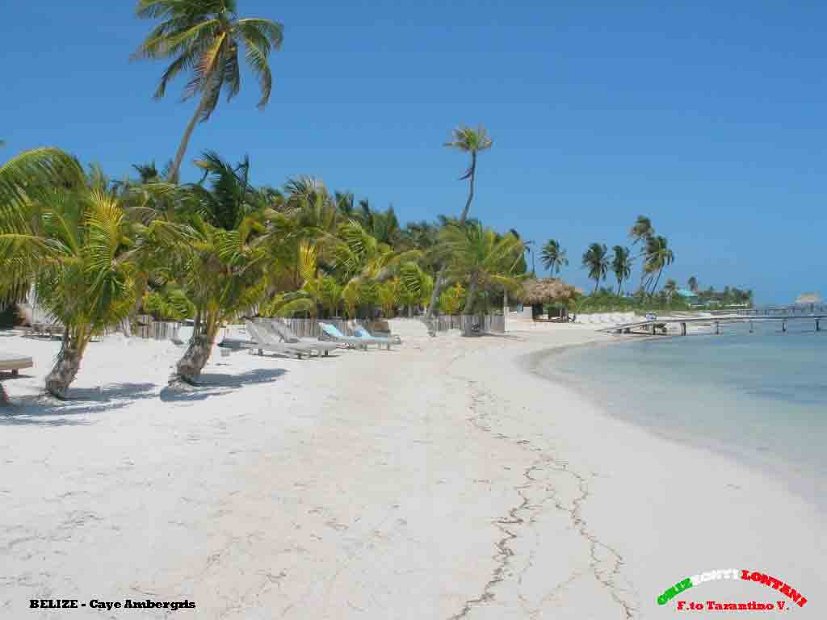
45;330;87;399
651;268;664;294
463;277;478;315
168;97;207;184
424;152;477;331
458;152;477;223
171;313;218;385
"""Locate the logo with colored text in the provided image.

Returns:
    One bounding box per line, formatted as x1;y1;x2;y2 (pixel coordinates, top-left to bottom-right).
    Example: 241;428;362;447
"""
657;568;808;613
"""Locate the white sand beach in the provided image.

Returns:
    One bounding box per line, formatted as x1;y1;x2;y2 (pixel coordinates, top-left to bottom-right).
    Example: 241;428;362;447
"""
1;322;824;619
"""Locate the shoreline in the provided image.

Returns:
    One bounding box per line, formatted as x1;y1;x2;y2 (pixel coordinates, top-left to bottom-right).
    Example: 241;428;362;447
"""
524;333;827;516
1;322;824;618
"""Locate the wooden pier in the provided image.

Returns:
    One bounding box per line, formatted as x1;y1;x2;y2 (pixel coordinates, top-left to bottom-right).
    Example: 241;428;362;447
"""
601;314;827;337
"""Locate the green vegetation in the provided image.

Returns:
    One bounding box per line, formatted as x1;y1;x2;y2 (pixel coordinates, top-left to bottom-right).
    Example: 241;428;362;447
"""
0;142;527;394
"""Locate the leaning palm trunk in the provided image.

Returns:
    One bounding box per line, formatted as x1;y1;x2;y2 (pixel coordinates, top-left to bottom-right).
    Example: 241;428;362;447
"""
45;330;89;399
424;270;446;334
651;268;665;295
168;97;207;183
172;313;220;385
424;154;478;334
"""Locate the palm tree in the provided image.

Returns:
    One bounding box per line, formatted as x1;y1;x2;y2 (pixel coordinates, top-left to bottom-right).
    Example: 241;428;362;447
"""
688;275;698;292
445;125;493;223
160;153;274;384
0;150;144;398
611;245;632;294
643;235;675;294
439;223;524;316
424;125;493;326
629;215;654;291
540;239;568;275
134;0;284;182
629;215;654;245
582;243;609;292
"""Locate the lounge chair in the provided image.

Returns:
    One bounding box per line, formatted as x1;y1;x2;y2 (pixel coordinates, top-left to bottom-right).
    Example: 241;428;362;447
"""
352;324;401;346
0;352;33;376
318;322;373;350
262;320;339;357
243;322;316;359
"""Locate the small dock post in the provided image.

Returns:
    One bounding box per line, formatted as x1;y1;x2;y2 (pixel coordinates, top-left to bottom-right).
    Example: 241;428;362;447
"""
749;320;754;333
782;320;787;333
680;322;687;336
817;319;821;332
715;321;720;335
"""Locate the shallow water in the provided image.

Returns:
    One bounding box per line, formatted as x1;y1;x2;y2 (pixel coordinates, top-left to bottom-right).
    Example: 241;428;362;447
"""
535;322;827;510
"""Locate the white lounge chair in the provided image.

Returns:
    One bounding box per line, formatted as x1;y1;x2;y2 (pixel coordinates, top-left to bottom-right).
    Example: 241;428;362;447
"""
243;322;315;359
263;320;339;356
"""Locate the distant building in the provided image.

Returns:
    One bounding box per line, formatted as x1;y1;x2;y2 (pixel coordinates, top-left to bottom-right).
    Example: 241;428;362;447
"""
675;288;700;305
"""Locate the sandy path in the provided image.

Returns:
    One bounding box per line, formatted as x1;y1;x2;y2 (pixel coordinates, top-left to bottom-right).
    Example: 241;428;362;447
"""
1;322;824;619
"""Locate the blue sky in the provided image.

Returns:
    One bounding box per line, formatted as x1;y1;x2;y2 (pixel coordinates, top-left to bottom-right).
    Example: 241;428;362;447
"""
2;0;825;303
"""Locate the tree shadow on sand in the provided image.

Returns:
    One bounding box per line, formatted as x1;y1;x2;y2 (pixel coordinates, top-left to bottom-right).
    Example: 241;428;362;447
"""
159;368;287;403
0;382;158;427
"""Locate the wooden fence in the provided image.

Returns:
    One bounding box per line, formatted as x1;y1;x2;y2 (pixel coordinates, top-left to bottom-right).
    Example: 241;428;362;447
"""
433;313;505;334
130;313;506;341
132;318;181;341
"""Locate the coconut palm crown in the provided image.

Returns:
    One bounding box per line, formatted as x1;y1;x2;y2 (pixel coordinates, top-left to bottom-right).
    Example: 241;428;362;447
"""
540;239;568;275
582;242;609;292
134;0;283;182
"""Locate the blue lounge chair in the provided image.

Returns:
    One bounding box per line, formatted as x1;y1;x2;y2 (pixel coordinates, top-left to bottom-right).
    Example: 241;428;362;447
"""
352;325;401;347
318;322;383;350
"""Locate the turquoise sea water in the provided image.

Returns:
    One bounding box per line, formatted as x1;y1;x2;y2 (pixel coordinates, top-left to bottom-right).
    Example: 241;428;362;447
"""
535;323;827;510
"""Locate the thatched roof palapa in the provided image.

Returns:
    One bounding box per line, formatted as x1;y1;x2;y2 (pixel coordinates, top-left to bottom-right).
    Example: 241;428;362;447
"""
519;278;581;305
795;292;822;305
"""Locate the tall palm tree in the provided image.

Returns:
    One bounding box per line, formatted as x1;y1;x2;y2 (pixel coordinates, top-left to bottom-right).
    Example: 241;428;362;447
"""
439;223;524;316
540;239;568;275
611;245;632;294
445;125;493;223
134;0;284;182
629;215;654;291
643;235;675;294
424;125;493;326
0;150;144;398
582;243;609;292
